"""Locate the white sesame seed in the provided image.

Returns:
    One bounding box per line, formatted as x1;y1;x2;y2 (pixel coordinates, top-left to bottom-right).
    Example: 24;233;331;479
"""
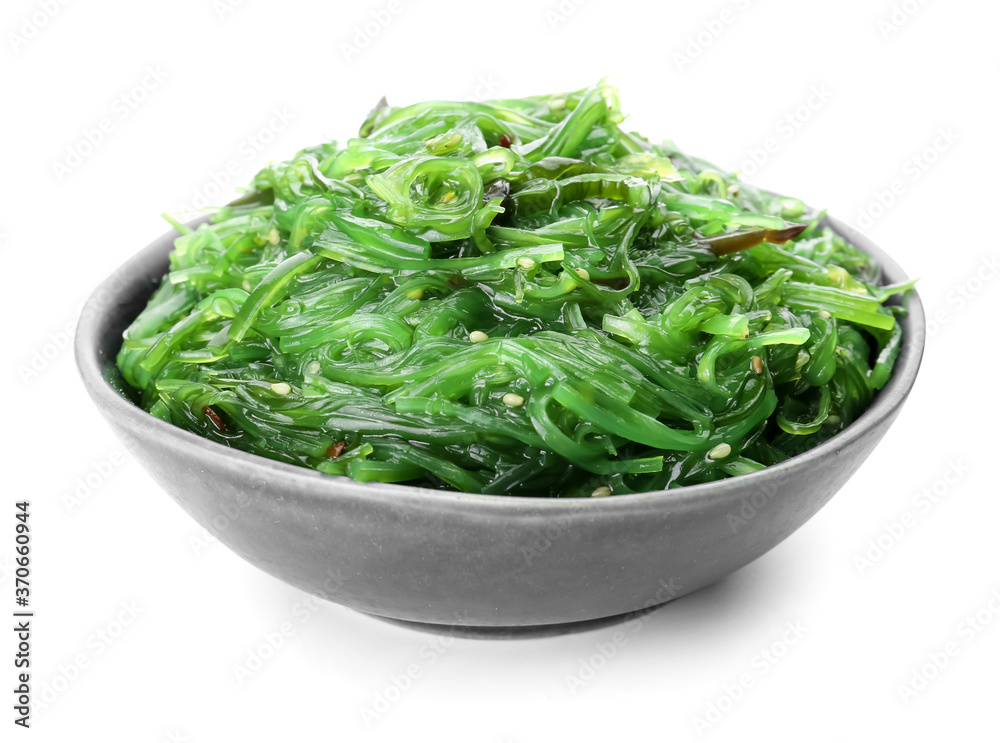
517;257;536;269
575;267;590;281
827;266;848;282
501;392;525;407
591;486;612;497
825;414;841;425
267;228;280;245
306;362;321;375
818;310;832;320
270;382;292;395
469;331;489;342
708;443;731;460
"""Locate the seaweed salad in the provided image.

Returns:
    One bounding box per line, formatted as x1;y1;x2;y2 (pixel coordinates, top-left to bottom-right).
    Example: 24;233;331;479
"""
117;82;912;497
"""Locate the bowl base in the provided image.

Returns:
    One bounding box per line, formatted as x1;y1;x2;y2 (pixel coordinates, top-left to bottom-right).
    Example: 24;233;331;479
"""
362;602;670;640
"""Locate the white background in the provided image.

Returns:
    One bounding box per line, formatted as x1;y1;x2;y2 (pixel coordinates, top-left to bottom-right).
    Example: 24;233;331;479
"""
3;0;998;740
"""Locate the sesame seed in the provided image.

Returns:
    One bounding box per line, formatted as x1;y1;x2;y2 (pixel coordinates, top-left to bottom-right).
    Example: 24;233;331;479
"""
575;267;590;281
818;310;832;320
825;414;841;425
270;382;292;395
708;443;731;460
440;191;456;203
751;356;764;375
469;331;489;342
517;257;536;269
406;288;424;299
501;392;525;407
591;486;612;497
306;361;321;375
267;228;280;245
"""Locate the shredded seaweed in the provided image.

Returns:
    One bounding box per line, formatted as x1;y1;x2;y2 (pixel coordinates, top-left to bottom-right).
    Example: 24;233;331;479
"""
117;82;912;497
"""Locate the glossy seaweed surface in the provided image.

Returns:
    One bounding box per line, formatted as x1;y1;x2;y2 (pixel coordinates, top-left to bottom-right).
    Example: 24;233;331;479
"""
117;82;911;497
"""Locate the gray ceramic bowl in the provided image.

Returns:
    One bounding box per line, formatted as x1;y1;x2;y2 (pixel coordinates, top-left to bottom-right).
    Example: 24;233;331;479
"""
76;215;924;637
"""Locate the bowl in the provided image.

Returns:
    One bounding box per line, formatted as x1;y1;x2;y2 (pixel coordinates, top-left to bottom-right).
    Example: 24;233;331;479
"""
75;214;924;637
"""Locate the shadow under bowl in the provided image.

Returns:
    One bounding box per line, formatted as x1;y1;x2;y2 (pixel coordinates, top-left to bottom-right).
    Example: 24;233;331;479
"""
75;215;924;637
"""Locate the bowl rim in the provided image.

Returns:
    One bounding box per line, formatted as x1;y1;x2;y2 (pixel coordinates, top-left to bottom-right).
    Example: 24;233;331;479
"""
75;212;925;516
